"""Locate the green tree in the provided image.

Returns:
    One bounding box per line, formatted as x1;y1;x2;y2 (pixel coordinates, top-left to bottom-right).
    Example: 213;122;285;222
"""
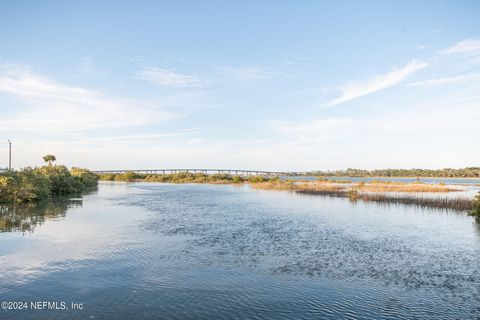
43;154;57;166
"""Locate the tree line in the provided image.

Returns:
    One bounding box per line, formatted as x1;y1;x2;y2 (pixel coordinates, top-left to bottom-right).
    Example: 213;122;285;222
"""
309;167;480;178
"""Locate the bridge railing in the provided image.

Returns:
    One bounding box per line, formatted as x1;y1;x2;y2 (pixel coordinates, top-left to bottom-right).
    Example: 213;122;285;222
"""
93;169;289;176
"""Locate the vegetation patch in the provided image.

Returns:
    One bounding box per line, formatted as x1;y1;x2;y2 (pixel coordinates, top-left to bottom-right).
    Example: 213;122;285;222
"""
355;182;458;192
253;181;458;193
99;172;277;184
469;193;480;220
251;181;474;212
307;167;480;178
0;156;98;205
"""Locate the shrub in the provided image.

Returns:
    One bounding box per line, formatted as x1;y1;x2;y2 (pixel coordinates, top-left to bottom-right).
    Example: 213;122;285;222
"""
99;173;116;181
469;192;480;220
208;173;231;182
232;175;245;183
0;156;98;205
114;171;144;182
247;175;269;183
0;172;19;203
70;167;99;189
35;165;80;195
16;168;51;202
0;168;50;204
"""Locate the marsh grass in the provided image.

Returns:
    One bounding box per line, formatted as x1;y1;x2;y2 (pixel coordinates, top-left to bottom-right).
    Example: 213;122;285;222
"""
350;193;472;211
254;181;457;193
251;181;297;190
355;182;458;192
252;181;474;212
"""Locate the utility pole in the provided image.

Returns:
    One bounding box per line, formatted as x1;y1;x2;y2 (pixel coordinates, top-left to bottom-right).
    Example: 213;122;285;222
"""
8;140;11;170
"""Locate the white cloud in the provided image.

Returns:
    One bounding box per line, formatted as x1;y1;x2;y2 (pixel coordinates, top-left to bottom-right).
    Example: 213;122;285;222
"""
439;39;480;55
0;64;174;133
327;60;428;107
407;73;480;87
135;67;201;87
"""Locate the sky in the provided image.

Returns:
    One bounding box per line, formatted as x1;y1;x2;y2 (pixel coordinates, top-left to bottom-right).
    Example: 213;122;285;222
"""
0;0;479;171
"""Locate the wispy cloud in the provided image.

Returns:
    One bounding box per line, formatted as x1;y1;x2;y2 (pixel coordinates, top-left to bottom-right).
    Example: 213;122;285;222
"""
416;44;428;50
218;66;281;80
428;27;444;34
136;67;201;87
0;64;174;133
407;73;480;87
270;118;353;147
439;39;480;55
327;60;428;107
87;128;206;142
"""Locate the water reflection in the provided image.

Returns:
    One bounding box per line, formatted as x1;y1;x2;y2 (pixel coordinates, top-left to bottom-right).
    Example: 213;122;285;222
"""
0;199;82;234
1;183;479;319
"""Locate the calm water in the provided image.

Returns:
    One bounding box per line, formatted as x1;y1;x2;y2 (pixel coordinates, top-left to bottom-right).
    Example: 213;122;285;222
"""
1;182;480;319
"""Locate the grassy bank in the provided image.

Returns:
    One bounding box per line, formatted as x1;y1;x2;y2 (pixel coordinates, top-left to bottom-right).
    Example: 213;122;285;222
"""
0;156;99;204
99;171;275;184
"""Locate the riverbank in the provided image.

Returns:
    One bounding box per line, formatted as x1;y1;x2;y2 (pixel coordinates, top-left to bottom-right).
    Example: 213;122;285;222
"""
0;157;99;204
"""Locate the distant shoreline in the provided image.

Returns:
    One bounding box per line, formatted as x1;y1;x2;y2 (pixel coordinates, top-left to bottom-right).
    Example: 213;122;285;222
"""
321;176;480;180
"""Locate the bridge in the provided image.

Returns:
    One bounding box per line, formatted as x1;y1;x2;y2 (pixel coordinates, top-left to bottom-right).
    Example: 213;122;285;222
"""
93;168;293;176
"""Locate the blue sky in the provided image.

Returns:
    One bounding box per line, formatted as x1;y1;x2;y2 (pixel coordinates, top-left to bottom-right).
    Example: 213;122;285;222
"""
0;0;479;171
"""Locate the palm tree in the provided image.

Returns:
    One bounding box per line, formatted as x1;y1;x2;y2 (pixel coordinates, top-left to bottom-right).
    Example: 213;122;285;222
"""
43;154;56;166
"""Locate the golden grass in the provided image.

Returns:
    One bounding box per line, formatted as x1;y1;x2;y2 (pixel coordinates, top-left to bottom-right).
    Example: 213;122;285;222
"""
355;182;458;192
349;193;472;211
252;181;458;193
251;181;297;190
250;181;472;211
297;183;346;192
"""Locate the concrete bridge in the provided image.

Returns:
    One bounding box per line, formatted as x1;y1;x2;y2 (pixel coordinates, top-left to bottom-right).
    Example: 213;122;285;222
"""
93;168;292;176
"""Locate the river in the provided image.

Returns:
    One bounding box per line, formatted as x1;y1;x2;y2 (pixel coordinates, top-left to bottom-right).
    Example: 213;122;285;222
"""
1;182;479;319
